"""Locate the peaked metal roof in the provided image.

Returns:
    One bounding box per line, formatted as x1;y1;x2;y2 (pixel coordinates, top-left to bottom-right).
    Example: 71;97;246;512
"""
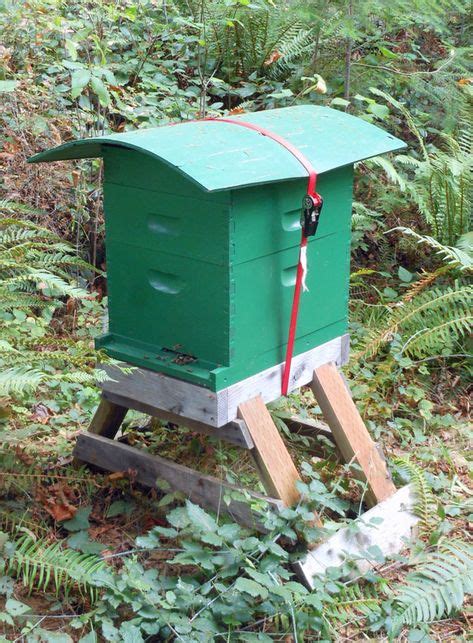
28;105;405;192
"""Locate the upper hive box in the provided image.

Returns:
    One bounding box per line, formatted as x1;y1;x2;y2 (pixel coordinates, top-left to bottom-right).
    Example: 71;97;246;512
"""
29;106;405;393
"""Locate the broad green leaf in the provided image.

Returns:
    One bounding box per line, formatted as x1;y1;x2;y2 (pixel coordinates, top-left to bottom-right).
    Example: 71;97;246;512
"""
106;499;132;518
378;46;399;59
185;500;217;532
71;68;91;98
62;506;91;531
5;598;31;616
234;577;268;599
65;39;78;61
67;530;105;554
368;102;390;120
91;76;110;106
331;97;351;107
398;266;413;283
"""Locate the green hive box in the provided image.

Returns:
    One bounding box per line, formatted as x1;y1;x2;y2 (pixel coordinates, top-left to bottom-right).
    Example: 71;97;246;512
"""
29;106;405;393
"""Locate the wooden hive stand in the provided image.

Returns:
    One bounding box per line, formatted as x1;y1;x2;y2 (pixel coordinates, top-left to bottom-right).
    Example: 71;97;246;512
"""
74;360;418;588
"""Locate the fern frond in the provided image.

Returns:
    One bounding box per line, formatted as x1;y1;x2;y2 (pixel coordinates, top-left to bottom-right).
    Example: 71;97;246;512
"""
402;314;473;358
0;508;49;538
0;367;48;396
268;27;314;79
367;156;407;191
8;533;107;603
402;266;451;302
324;582;382;626
3;270;86;298
394;458;439;536
357;284;472;359
391;540;473;633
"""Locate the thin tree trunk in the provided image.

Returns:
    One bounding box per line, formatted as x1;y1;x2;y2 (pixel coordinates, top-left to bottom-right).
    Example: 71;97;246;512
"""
344;0;353;101
311;27;321;69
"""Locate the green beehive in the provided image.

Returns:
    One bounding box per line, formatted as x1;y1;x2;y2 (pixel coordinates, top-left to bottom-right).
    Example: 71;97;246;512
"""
29;106;405;394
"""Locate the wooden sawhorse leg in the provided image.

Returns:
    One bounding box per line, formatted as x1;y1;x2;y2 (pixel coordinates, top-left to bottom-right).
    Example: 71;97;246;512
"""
88;397;128;440
311;362;396;507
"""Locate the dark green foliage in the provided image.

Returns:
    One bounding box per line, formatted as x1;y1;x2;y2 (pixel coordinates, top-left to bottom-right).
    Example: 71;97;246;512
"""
0;212;113;398
358;283;472;360
6;533;106;603
391;541;473;633
394;457;440;536
0;0;471;640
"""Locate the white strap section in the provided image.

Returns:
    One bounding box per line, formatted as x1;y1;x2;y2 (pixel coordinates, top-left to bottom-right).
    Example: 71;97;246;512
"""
300;244;309;292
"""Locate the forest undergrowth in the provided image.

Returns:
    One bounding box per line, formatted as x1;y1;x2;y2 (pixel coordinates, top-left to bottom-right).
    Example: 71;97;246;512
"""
0;0;471;641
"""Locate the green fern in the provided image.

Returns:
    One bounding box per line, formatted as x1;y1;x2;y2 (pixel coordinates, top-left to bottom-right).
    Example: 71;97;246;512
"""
0;508;49;538
394;458;439;536
391;540;473;634
391;227;473;272
186;0;313;83
0;211;112;397
372;88;472;246
323;582;383;628
358;284;472;360
7;533;107;603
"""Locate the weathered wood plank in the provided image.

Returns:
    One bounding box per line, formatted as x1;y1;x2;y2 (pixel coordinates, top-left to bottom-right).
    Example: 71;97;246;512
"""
294;485;419;588
99;334;349;427
101;365;220;426
88;398;128;439
238;396;302;507
311;362;396;507
279;414;337;458
73;433;282;530
101;390;254;449
281;415;334;442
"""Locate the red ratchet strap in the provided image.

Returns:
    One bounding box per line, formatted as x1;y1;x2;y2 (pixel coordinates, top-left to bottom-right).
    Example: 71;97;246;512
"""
204;117;323;396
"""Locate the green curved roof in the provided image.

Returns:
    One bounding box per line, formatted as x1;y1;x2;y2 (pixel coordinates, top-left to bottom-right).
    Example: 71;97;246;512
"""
28;105;405;192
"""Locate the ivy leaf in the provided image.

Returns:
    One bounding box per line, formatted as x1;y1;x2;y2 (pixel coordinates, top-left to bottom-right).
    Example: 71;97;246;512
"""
62;506;91;532
67;529;105;554
0;612;14;626
34;631;73;642
135;532;160;549
106;499;134;518
0;575;14;597
78;632;97;643
234;578;269;599
70;68;91;98
91;76;110;106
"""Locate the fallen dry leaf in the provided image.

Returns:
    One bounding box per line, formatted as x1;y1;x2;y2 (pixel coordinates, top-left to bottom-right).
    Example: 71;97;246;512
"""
36;482;78;522
264;49;282;66
30;403;52;425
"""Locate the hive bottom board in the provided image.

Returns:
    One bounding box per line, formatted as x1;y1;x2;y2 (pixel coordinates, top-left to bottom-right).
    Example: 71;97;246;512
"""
100;333;349;428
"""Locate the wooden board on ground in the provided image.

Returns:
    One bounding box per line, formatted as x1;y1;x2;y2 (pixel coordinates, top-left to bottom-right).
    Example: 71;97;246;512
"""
294;485;419;588
73;432;282;530
311;362;396;507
